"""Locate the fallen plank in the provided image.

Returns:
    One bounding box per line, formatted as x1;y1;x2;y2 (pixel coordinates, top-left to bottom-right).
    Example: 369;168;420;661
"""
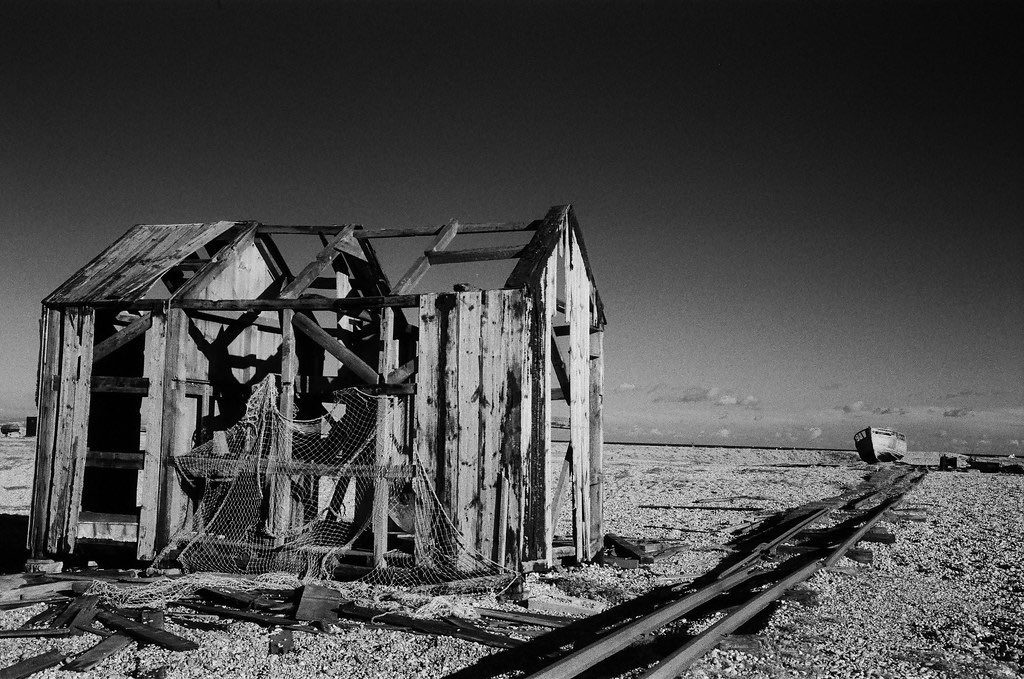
18;604;60;629
63;634;133;672
0;628;72;638
0;582;78;603
338;603;521;649
524;596;606;617
94;609;198;651
638;505;768;512
597;554;640;570
52;595;100;634
176;602;317;632
197;587;296;614
0;649;67;679
604;534;655;564
475;608;574;629
294;583;348;623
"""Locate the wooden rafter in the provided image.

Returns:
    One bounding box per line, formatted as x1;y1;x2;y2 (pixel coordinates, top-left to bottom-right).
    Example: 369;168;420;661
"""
92;313;153;363
281;226;357;298
258;220;537;238
392;220;459;294
505;206;569;290
171;224;257;300
426;245;525;265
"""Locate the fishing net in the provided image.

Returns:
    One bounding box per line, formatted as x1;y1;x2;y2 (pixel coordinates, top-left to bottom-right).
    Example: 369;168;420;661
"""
144;376;512;597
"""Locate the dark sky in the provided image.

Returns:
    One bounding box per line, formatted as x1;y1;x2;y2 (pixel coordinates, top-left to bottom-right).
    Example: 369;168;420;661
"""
1;1;1021;452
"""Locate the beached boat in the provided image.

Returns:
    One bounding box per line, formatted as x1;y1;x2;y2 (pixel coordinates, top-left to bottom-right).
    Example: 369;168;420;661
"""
854;427;908;463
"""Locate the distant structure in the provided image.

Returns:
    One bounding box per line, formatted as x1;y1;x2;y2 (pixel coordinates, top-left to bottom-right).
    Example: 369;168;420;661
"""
1;423;23;437
30;206;605;575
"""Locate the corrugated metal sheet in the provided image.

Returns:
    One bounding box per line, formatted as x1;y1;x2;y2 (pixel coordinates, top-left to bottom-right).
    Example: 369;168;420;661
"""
45;221;239;304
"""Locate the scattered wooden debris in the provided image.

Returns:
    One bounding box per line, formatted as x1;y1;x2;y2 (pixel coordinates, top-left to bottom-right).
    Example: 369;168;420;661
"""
0;649;67;679
524;595;606;617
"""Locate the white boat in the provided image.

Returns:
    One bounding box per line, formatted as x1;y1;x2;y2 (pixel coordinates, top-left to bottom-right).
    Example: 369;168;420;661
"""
854;427;907;463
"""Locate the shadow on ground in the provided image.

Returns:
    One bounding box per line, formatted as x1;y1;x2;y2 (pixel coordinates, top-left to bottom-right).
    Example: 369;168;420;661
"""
0;514;28;573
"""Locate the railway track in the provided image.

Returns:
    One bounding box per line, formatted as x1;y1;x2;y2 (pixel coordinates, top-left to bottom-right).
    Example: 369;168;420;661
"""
446;465;928;679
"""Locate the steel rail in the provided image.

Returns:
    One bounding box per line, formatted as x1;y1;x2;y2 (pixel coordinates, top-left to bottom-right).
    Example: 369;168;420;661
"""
639;471;927;679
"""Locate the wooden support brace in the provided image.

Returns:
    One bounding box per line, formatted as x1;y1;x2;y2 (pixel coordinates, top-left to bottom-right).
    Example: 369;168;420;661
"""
393;221;459;294
92;313;152;363
291;313;379;384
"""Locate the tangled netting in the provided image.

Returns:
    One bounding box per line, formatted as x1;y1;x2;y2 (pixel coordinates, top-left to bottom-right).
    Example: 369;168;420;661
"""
105;376;514;605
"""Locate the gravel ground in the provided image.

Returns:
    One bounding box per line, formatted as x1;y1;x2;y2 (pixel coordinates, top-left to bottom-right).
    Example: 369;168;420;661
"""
1;441;1021;678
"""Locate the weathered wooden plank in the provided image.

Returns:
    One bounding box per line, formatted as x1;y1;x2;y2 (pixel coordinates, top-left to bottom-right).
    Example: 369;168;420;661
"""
64;308;94;553
456;292;482;552
441;294;461;539
91;313;152;364
505;206;567;290
170;224;256;299
540;248;557;563
373;307;399;566
522;254;552;563
0;648;67;679
413;294;441;567
477;290;504;560
281;226;357;298
94;609;198;651
156;309;191;548
259;221;535;238
426;245;525;265
29;309;62;556
63;633;133;672
393;221;459;294
567;228;592;562
136;311;165;560
291;313;379;384
515;292;534;567
566;207;607;327
588;331;604;557
47;222;238;304
268;308;296;544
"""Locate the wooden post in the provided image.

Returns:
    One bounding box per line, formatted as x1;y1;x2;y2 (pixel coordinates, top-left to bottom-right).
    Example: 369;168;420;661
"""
28;308;62;557
156;309;191;549
372;307;398;566
456;292;482;554
47;307;94;554
268;309;296;544
478;290;504;561
588;330;604;559
136;311;166;560
567;229;591;562
413;294;440;566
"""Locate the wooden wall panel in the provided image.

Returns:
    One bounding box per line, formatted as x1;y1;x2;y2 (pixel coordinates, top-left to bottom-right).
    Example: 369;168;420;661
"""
414;289;531;564
567;228;592;561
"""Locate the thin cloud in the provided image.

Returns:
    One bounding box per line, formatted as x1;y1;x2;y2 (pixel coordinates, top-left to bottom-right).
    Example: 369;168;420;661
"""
943;408;973;418
653;386;719;403
821;382;843;391
839;400;866;413
716;428;731;438
617;383;637;392
807;427;823;440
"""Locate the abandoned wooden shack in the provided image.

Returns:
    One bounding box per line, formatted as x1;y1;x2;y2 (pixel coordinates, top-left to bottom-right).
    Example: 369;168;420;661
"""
29;205;606;576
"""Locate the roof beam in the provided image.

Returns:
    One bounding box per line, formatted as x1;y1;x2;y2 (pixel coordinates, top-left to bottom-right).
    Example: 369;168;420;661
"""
392;221;459;294
505;206;569;290
256;221;536;238
426;245;525;265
